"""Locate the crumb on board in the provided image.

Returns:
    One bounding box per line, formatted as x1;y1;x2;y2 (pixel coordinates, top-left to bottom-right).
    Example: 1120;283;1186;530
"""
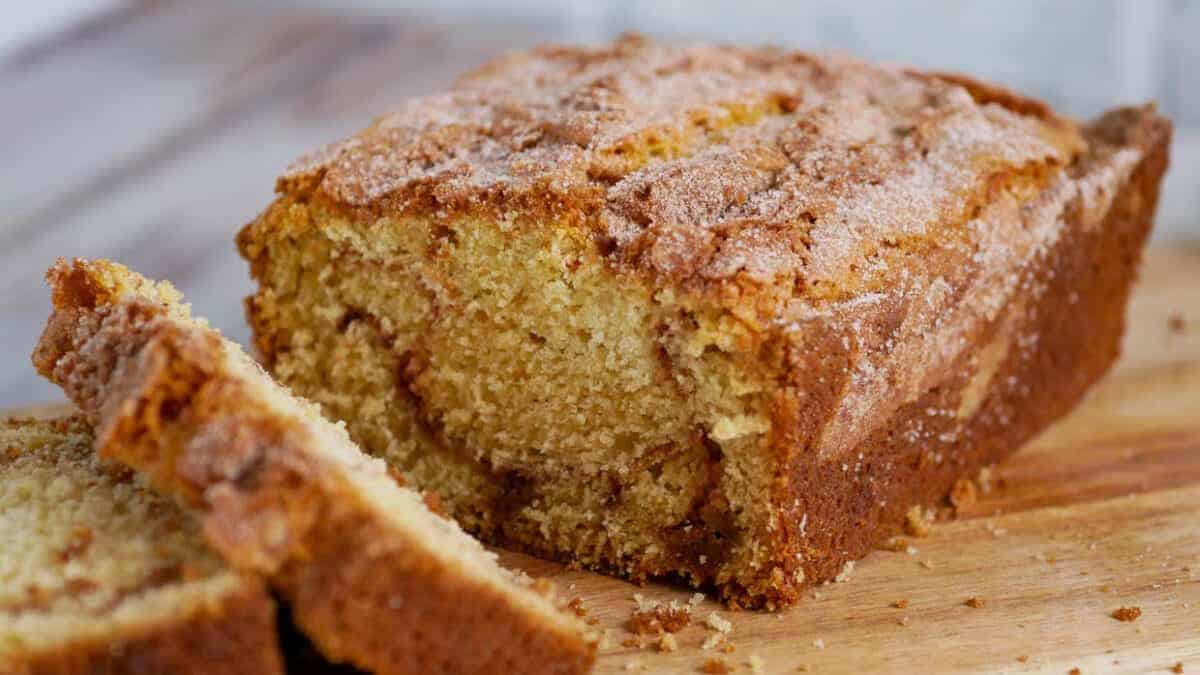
722;643;736;655
1171;662;1184;674
977;465;996;494
701;632;726;651
834;560;855;583
905;506;934;538
891;599;909;609
919;559;934;570
950;478;978;512
812;638;825;650
567;596;587;617
897;615;910;627
689;592;706;607
965;596;986;609
1016;655;1029;663
628;602;692;635
1069;668;1081;675
1167;312;1187;335
706;612;733;635
748;654;765;674
657;633;677;653
623;659;641;671
1112;606;1142;622
701;658;731;674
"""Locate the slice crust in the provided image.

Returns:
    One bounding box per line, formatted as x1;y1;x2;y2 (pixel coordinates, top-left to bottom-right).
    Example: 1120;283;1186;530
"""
0;415;282;675
32;259;596;675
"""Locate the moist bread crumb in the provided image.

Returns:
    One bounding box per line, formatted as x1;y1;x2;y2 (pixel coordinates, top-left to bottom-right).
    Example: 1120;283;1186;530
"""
0;416;282;675
237;34;1171;609
1111;606;1142;622
32;259;595;675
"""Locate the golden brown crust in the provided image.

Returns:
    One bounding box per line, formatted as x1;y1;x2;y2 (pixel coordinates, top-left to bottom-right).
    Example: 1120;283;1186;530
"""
12;581;281;675
32;263;596;674
260;35;1085;322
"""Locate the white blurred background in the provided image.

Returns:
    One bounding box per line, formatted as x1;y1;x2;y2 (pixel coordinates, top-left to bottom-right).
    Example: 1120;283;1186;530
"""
0;0;1196;406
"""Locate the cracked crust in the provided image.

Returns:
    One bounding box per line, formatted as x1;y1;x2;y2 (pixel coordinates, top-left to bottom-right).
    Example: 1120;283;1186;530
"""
0;416;282;675
273;34;1083;316
32;261;596;675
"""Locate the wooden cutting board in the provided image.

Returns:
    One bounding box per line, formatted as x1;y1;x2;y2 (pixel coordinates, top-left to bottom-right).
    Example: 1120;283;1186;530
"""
7;248;1199;674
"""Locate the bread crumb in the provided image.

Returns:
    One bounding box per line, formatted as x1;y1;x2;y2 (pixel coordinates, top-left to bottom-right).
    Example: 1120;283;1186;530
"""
689;592;706;607
919;560;934;570
748;654;766;674
797;665;810;672
977;466;995;494
883;536;908;552
1171;662;1183;674
1167;312;1187;335
629;602;691;635
891;599;909;609
701;632;726;651
701;658;731;674
1016;655;1028;663
965;596;985;609
1111;606;1142;622
567;596;587;617
657;633;677;653
950;478;978;512
706;612;733;635
722;643;736;654
621;636;642;649
834;560;855;583
1069;668;1081;675
624;659;642;671
905;506;933;537
812;638;825;649
897;615;910;626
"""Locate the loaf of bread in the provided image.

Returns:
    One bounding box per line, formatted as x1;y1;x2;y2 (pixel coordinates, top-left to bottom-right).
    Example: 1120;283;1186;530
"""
237;35;1171;609
0;415;282;675
33;259;596;674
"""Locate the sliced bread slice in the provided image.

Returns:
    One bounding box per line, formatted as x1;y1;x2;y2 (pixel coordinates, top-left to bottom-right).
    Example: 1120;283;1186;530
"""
33;259;596;675
0;415;282;675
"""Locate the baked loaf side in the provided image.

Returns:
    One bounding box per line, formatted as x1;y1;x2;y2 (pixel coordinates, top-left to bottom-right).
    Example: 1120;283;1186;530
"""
238;36;1171;608
32;260;596;675
0;415;282;675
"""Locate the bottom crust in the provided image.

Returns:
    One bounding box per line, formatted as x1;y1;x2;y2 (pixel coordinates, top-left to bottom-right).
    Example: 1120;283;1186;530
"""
13;581;281;675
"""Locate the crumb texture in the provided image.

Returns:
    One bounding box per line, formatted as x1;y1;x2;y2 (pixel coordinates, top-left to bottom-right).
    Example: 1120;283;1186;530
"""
0;416;282;675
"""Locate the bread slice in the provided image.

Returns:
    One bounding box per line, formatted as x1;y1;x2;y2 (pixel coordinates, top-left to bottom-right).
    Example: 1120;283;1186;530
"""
32;259;596;674
0;415;282;675
237;36;1171;609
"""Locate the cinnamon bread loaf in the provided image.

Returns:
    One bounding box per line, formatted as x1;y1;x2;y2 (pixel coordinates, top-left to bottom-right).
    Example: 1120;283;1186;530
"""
0;415;282;675
33;260;596;674
237;35;1171;609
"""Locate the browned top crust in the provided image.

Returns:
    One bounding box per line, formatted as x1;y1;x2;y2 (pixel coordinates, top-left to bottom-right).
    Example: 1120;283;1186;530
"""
276;34;1088;306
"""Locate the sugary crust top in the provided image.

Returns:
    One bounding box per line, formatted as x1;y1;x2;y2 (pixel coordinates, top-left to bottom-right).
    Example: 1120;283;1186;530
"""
277;34;1084;308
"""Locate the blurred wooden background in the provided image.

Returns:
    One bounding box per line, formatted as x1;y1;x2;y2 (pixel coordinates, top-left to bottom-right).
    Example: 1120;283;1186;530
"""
1;0;1197;407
